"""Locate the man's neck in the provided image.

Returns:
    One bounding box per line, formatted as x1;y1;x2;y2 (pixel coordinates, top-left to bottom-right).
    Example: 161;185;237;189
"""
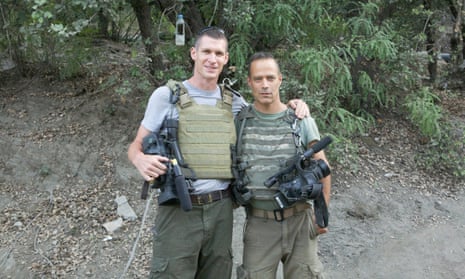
187;76;218;91
253;102;287;114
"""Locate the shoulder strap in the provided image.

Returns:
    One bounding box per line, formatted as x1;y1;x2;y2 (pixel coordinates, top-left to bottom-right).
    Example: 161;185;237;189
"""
236;105;254;121
235;105;256;156
282;108;303;149
220;79;243;108
220;84;233;106
166;79;237;109
166;79;191;108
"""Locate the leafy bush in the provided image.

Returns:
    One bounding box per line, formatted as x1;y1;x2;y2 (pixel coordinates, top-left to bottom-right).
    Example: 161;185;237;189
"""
405;87;442;140
415;122;465;178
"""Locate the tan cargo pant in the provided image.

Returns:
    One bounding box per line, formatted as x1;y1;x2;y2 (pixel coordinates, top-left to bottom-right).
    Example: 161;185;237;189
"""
237;207;325;279
149;198;233;279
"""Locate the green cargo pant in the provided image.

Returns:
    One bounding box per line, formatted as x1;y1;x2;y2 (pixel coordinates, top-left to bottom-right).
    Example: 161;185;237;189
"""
149;198;233;279
237;207;325;279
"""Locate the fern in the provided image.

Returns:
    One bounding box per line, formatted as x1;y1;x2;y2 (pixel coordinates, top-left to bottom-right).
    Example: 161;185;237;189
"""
405;87;442;140
328;107;372;136
360;30;398;60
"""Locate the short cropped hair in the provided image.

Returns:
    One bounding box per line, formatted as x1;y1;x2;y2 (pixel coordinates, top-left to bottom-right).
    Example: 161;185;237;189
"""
247;52;280;77
194;26;228;50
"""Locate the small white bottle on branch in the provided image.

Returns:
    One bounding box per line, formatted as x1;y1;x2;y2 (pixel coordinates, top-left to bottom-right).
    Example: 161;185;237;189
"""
175;14;185;46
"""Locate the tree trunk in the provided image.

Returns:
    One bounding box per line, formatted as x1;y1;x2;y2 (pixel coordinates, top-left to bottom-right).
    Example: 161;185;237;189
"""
184;1;207;36
128;0;163;73
423;0;437;83
97;9;109;38
447;0;465;64
455;0;465;63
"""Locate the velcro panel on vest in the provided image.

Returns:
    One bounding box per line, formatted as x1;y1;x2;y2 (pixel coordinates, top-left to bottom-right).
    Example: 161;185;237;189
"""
178;102;236;179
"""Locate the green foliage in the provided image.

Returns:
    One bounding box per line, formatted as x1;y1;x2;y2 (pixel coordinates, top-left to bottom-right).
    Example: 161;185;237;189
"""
98;0;137;41
58;37;95;80
323;134;361;173
351;71;391;110
228;32;253;78
154;44;191;81
327;107;373;136
288;45;374;136
1;0;133;75
381;50;425;92
2;0;463;180
222;0;254;72
358;29;398;60
404;87;442;140
252;2;302;47
291;47;352;93
415;124;465;178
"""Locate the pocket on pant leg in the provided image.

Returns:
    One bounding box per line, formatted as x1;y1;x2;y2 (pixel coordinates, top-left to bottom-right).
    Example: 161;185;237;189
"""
236;264;248;279
307;209;319;240
149;257;168;278
151;255;199;278
298;263;325;279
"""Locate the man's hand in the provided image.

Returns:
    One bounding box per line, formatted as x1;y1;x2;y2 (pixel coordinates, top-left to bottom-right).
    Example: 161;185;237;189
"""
316;225;328;235
128;125;170;181
287;99;310;119
311;211;328;235
133;152;169;181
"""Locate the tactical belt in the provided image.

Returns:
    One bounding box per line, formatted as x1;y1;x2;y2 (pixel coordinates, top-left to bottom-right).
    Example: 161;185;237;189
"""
190;188;231;206
248;202;310;222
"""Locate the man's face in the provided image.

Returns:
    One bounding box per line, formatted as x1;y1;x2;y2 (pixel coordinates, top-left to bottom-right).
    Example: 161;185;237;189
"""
191;36;229;81
248;58;282;107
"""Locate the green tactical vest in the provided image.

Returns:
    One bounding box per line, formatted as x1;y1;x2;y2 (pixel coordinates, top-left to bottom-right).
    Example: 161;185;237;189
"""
235;106;303;210
166;80;235;179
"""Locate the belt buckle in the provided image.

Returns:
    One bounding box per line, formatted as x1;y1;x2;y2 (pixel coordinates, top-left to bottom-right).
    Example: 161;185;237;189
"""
208;193;213;203
273;209;284;222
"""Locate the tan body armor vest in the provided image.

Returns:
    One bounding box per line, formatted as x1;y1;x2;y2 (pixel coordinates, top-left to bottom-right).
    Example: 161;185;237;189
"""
168;80;236;179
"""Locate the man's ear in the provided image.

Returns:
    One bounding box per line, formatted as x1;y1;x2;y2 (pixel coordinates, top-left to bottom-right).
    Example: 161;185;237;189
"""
190;47;196;60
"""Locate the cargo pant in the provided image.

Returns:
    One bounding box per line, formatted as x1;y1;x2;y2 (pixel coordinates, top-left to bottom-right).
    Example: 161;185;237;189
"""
237;207;325;279
149;198;233;279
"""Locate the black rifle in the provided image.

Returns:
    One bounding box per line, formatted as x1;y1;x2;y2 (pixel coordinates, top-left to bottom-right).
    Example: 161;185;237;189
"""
264;136;332;228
